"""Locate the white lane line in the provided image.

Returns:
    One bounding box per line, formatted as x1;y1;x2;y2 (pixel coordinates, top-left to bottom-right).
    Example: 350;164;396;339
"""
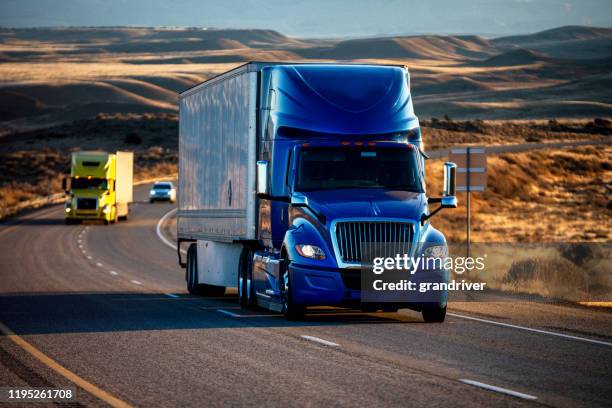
78;239;82;244
217;309;242;318
78;245;83;249
130;280;142;285
216;309;281;318
109;271;118;276
96;262;103;267
448;313;612;347
301;335;340;347
87;255;92;260
164;293;179;298
460;379;537;400
156;208;178;250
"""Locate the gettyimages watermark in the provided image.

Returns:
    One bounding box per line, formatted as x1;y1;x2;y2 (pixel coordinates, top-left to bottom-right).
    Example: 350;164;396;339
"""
359;242;611;303
362;249;488;303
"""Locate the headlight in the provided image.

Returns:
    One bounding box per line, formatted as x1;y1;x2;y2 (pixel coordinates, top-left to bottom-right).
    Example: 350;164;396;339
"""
295;244;326;260
65;207;71;213
422;245;448;258
150;190;155;195
102;205;111;214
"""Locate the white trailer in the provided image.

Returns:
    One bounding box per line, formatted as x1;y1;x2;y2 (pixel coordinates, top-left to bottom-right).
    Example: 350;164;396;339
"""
177;63;261;295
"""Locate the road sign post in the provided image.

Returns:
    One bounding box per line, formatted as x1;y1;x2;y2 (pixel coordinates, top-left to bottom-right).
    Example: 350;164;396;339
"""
449;147;487;258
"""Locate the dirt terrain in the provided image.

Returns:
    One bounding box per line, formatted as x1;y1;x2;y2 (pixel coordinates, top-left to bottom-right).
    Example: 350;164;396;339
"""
0;25;610;243
0;25;611;129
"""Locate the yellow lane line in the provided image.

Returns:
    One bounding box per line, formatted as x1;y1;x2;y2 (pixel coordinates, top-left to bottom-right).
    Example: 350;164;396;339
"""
578;302;612;308
0;320;133;408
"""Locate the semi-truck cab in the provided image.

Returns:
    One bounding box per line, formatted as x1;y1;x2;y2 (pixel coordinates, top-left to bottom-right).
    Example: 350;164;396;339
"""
178;62;457;322
64;151;133;224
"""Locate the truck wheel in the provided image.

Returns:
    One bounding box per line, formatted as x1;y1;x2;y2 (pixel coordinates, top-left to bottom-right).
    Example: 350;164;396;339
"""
238;247;256;309
118;215;127;221
282;266;304;321
186;243;226;296
422;305;446;323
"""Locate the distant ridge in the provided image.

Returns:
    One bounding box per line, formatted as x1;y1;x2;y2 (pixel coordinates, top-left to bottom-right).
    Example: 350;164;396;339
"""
493;25;612;46
299;35;496;60
476;48;555;66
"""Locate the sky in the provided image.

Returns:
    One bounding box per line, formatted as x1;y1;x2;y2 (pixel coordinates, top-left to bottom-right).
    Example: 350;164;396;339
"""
1;0;611;38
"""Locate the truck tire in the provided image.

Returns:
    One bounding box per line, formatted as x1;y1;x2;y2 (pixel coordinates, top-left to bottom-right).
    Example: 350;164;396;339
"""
186;243;226;296
282;265;304;321
422;305;446;323
238;247;256;309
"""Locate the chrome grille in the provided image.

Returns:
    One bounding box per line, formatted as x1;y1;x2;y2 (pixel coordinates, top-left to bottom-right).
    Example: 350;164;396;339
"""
76;198;97;210
334;221;414;264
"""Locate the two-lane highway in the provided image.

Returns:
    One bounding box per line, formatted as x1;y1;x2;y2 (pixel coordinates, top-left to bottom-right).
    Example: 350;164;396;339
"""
0;184;610;407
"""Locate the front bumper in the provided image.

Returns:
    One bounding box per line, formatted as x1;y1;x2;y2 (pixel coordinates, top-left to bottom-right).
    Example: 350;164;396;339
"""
150;193;173;201
289;263;449;307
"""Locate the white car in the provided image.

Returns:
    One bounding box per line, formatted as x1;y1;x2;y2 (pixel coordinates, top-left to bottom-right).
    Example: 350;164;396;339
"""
149;181;176;203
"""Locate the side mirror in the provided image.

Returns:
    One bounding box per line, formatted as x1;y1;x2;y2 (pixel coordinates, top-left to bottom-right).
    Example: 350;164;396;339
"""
442;162;457;208
256;160;269;196
421;162;458;225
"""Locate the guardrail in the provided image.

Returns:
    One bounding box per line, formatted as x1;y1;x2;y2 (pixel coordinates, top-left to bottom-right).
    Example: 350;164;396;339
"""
0;174;178;221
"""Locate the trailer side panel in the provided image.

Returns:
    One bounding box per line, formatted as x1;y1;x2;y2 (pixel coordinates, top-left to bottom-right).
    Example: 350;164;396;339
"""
178;71;257;242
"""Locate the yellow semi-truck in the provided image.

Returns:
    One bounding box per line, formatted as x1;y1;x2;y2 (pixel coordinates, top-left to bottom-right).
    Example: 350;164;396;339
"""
63;151;133;225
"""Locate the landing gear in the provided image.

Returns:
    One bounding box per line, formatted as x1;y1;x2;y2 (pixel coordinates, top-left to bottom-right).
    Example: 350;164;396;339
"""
111;206;118;224
186;243;225;296
238;247;256;309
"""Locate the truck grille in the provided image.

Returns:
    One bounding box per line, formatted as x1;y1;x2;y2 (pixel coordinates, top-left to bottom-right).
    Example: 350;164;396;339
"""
334;221;414;264
76;198;97;210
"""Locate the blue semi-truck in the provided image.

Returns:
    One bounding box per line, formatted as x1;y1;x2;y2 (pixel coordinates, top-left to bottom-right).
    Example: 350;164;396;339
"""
177;62;457;322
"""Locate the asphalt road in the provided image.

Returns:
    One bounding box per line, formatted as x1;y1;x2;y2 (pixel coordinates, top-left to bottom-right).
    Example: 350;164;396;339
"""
0;184;610;407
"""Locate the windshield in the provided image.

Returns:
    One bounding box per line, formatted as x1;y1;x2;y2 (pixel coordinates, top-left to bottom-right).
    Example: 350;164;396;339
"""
296;146;423;192
154;183;172;190
71;177;108;190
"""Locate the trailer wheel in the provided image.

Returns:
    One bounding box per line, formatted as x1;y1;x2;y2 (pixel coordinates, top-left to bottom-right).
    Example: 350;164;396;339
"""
186;243;226;296
238;247;256;308
282;264;304;321
422;304;446;323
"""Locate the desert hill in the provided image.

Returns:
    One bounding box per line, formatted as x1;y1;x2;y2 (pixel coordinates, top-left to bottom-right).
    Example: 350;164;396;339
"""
0;25;611;129
297;35;497;60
